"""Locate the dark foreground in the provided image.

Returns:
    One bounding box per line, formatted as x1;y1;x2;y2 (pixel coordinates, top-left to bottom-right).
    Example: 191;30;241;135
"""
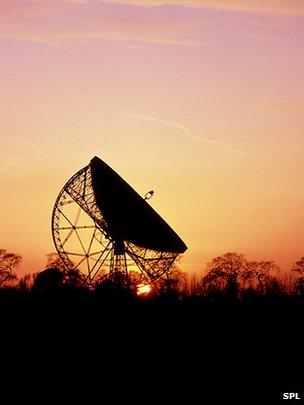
1;290;304;404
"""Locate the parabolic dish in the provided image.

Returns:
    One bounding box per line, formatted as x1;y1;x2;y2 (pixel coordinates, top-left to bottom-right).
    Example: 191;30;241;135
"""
90;156;187;253
52;156;187;284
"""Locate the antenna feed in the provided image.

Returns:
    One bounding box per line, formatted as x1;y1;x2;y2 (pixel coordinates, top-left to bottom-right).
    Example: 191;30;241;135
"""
144;190;154;200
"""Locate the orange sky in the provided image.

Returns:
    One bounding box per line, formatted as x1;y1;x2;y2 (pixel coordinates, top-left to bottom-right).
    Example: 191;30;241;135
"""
1;0;304;276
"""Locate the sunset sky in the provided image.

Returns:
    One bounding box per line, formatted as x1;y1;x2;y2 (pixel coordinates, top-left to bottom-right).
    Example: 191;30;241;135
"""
1;0;304;276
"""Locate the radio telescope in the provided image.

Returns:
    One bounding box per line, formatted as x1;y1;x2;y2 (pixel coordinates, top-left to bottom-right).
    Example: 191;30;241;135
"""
51;157;187;287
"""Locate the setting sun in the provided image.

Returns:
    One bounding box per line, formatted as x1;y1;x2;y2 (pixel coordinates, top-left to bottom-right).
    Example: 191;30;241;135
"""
137;283;152;296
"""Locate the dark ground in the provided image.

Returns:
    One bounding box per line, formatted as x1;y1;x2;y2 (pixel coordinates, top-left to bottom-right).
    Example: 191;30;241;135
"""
1;290;304;404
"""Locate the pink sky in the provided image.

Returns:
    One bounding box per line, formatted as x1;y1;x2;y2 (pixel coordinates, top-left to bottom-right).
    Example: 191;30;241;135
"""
1;0;304;276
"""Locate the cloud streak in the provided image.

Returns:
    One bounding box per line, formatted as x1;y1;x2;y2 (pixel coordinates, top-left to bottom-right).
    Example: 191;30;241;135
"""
126;114;274;162
127;114;232;147
0;136;41;173
1;30;197;49
0;156;29;173
0;161;14;173
100;0;304;14
54;29;197;47
0;0;297;50
0;0;199;48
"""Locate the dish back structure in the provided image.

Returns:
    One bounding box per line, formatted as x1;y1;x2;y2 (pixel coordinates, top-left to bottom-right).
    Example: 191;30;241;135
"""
52;157;187;286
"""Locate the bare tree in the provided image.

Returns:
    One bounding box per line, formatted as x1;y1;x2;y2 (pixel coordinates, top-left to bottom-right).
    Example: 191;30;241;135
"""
46;253;68;273
291;257;304;294
156;265;187;296
202;252;248;298
186;273;203;296
244;260;280;294
202;253;282;298
291;257;304;275
18;273;35;291
0;249;22;287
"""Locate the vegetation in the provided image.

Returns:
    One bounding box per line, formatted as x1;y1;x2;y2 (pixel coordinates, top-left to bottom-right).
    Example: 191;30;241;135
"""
0;248;21;287
1;249;304;403
2;249;304;301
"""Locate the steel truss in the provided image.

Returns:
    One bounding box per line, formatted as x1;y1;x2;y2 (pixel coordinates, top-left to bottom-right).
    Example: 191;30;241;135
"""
52;165;180;286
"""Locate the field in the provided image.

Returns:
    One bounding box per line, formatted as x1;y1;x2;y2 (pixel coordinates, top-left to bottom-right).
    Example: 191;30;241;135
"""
1;289;303;404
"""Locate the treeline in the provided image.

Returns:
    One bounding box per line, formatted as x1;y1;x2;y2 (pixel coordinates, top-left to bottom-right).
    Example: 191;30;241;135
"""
1;248;304;301
182;252;304;300
1;250;304;403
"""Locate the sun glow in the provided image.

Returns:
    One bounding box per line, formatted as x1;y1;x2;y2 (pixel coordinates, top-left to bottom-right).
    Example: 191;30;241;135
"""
137;283;152;296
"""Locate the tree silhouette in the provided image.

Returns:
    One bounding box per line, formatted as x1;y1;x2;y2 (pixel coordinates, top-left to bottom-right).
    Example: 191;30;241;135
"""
202;252;247;298
244;260;280;294
291;257;304;275
202;253;282;298
45;253;85;287
0;249;21;287
156;265;186;297
18;273;35;291
291;257;304;294
46;253;69;273
33;267;64;292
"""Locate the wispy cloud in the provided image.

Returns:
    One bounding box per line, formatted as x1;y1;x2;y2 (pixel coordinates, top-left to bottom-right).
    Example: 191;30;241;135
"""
20;0;304;14
0;0;298;50
126;114;232;147
0;156;29;173
0;0;199;48
0;136;41;173
100;0;304;14
0;161;14;173
1;30;197;49
126;113;274;162
55;29;197;47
